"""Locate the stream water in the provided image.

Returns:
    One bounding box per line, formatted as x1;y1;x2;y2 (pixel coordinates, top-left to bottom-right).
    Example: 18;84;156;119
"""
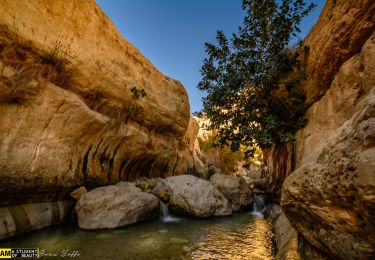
2;202;275;259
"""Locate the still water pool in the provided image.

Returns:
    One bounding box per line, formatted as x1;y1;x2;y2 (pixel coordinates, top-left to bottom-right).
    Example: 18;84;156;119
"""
2;213;275;259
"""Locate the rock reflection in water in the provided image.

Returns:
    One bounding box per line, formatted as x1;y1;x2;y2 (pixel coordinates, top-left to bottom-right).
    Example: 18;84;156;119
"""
189;218;274;260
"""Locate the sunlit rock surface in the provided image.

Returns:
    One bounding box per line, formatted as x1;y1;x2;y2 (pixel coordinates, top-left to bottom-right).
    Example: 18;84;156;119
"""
280;1;375;258
282;88;375;259
264;0;375;198
302;0;375;105
0;0;203;239
252;0;375;258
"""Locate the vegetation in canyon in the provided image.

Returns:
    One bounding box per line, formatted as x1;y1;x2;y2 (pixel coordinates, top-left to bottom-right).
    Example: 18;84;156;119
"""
197;0;315;157
197;128;263;174
0;26;73;91
1;0;374;258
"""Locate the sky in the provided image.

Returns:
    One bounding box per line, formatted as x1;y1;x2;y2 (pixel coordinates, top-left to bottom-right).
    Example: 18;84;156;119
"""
96;0;326;114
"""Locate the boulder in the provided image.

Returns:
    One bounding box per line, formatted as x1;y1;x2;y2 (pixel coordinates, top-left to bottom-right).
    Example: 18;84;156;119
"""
164;175;232;217
248;169;263;180
207;166;221;179
76;184;159;230
282;89;375;259
115;181;141;192
210;174;253;211
150;180;170;202
135;178;170;202
70;186;87;200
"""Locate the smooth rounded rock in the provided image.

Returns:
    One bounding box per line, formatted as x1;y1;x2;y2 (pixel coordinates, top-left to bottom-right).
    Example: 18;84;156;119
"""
210;174;253;211
76;185;159;230
164;175;232;217
70;186;87;200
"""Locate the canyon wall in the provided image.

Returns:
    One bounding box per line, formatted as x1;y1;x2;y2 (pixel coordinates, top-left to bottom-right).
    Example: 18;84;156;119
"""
266;0;375;259
0;0;204;239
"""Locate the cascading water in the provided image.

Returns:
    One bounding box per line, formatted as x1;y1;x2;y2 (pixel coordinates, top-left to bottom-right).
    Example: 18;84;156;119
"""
159;200;182;223
251;193;267;218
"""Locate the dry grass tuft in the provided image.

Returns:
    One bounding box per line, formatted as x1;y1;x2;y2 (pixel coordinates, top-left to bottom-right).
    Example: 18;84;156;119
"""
0;25;73;89
7;66;39;103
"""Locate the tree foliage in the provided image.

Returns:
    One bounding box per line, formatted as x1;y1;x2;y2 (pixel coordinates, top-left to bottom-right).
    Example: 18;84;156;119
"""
197;0;316;157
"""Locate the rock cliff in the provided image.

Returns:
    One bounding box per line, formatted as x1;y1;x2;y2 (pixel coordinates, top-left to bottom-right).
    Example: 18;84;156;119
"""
0;0;203;238
264;0;375;198
264;0;375;259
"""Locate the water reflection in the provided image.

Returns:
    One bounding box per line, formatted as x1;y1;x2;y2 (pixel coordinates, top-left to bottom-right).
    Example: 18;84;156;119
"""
2;213;274;260
189;218;274;259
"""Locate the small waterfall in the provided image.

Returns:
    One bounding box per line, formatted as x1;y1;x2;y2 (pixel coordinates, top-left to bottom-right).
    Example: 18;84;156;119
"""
251;194;266;218
159;200;182;223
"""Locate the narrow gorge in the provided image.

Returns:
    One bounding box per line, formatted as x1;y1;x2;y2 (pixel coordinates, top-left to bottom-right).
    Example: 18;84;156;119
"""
0;0;374;259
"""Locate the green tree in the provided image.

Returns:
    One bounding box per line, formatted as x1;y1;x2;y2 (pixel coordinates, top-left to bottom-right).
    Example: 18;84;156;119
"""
197;0;315;157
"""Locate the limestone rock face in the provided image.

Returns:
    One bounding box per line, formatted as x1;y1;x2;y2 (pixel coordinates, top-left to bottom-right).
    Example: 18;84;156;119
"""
209;174;252;211
76;184;159;230
0;0;190;133
296;31;375;168
282;89;375;259
265;1;375;258
172;117;206;179
164;175;232;217
263;0;375;199
0;0;203;211
281;28;375;259
0;201;73;240
303;0;375;105
268;205;300;260
262;143;295;197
